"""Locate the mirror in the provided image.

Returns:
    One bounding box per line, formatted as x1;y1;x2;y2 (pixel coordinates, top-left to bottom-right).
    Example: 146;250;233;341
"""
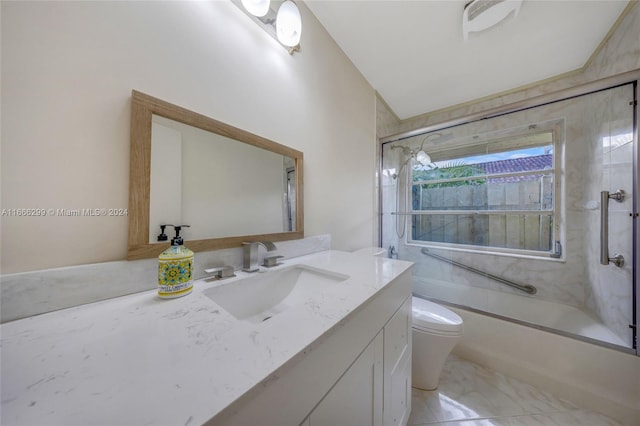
149;115;297;242
128;90;304;260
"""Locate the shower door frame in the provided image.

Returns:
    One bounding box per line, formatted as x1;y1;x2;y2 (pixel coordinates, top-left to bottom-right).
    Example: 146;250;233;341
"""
378;69;640;355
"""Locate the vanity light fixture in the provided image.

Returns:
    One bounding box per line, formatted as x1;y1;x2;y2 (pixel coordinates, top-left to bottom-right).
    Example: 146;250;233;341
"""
241;0;270;17
233;0;302;54
276;0;302;48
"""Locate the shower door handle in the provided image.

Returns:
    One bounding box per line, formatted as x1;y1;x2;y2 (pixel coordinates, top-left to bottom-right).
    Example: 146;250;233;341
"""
600;190;625;267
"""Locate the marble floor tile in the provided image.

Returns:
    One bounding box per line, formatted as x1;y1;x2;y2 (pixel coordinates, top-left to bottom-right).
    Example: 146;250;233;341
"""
408;355;620;426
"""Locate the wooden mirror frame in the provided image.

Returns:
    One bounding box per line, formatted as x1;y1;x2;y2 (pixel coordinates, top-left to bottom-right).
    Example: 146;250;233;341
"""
127;90;304;260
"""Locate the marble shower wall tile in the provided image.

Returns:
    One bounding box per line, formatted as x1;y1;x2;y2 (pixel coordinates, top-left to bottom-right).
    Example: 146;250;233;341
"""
0;234;331;323
582;2;640;83
376;95;401;138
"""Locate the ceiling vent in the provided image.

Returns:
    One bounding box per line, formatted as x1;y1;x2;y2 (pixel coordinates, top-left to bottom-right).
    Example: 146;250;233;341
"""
463;0;523;41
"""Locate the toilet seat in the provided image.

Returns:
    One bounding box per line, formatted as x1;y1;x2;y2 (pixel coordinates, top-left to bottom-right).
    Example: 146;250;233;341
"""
412;296;463;334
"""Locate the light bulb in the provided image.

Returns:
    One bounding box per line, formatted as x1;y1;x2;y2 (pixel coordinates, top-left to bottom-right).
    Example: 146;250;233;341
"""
416;150;431;166
241;0;270;17
276;0;301;47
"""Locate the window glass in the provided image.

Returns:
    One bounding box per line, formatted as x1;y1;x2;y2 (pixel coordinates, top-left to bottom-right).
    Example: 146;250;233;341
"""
409;131;555;254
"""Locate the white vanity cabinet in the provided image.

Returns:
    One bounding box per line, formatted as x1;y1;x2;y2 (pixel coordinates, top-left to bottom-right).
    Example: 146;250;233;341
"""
307;331;384;426
304;296;412;426
207;267;412;426
383;296;412;426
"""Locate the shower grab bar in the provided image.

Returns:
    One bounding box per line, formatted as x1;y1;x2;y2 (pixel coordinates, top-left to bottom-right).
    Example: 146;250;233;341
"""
420;247;537;295
600;190;625;267
391;210;553;216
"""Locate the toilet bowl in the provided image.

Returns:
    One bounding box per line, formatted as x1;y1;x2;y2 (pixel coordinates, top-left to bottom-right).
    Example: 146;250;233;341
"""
412;296;463;390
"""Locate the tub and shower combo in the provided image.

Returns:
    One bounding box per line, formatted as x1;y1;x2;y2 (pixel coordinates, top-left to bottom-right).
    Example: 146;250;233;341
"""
379;71;639;422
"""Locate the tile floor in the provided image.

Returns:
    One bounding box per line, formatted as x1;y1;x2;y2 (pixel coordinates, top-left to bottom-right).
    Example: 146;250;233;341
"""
408;355;621;426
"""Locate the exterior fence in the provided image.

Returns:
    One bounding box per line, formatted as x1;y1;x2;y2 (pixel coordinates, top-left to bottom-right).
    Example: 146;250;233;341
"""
411;177;553;251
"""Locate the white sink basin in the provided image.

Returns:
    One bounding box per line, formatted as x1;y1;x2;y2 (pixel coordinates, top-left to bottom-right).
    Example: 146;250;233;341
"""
204;265;349;323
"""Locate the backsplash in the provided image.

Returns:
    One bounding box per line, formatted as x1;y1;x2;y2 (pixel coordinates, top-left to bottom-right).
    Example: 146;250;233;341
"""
0;234;331;323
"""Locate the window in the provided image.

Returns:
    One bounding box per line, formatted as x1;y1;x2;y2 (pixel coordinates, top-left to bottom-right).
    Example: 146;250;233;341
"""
408;126;558;256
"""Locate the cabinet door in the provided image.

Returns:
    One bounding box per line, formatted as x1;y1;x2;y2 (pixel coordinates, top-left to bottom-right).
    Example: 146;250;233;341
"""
309;332;383;426
384;297;412;426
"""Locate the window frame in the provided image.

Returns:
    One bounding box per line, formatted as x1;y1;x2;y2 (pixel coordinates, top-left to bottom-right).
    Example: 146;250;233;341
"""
404;120;564;260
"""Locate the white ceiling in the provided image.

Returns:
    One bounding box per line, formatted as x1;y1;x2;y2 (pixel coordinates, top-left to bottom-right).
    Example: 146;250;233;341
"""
305;0;630;120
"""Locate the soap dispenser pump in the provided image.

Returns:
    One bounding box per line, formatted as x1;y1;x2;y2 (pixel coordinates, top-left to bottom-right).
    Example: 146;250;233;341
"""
157;224;194;299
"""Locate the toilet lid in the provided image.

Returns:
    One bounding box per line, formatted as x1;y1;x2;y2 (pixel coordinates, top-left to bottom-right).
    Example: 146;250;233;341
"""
412;296;463;333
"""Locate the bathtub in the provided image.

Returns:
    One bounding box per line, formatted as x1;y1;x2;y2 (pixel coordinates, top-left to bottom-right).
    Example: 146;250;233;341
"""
412;277;640;425
413;276;628;348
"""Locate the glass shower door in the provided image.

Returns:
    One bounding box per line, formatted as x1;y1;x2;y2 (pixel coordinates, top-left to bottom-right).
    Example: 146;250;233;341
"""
380;82;637;351
589;85;636;349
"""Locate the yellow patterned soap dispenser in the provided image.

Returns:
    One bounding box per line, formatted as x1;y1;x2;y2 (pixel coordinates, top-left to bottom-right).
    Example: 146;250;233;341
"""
157;225;194;299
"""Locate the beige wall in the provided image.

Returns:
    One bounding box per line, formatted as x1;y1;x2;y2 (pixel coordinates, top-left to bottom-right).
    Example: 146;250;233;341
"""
1;1;376;273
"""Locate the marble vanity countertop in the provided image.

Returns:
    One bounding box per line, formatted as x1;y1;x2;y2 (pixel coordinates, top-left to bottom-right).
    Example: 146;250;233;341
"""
1;250;412;426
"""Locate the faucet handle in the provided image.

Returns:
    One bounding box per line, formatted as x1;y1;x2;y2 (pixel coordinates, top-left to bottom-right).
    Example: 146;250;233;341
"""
204;265;236;280
263;255;284;268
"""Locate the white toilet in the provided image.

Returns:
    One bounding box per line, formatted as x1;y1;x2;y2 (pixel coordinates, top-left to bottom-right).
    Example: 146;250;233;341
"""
412;296;463;390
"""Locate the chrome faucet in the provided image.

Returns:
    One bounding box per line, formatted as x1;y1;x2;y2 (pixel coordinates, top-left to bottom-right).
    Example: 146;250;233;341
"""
242;241;277;272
